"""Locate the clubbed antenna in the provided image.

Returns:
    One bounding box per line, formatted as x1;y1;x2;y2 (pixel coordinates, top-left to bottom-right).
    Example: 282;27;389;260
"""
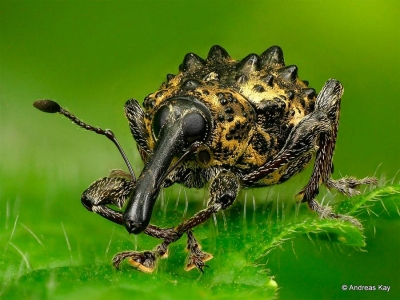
33;99;136;182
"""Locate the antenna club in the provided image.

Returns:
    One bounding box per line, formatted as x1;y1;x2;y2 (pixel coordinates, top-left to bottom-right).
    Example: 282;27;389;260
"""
33;99;61;113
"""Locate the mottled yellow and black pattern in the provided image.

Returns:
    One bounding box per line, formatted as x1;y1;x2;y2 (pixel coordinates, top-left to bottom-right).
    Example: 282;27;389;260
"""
34;45;377;273
134;46;317;187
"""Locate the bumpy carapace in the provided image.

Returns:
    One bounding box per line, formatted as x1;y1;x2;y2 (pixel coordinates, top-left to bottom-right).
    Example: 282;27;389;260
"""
34;45;376;273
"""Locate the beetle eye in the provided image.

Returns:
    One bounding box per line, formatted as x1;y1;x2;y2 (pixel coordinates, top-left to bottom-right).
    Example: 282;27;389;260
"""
153;105;170;138
182;112;207;144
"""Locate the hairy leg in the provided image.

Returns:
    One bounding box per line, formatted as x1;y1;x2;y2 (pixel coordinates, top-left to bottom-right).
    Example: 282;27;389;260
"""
242;79;376;223
113;170;240;273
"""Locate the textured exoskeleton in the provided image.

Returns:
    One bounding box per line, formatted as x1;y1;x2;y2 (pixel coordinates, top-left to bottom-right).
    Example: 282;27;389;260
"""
35;45;377;273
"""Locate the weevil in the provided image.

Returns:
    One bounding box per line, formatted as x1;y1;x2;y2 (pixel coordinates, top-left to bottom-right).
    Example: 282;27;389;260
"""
34;45;377;273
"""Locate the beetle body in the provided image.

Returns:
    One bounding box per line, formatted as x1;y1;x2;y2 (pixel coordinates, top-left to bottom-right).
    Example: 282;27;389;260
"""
34;45;376;273
134;46;315;189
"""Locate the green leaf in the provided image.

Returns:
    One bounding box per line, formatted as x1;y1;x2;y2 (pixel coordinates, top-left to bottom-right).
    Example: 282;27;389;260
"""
336;185;400;218
1;185;398;299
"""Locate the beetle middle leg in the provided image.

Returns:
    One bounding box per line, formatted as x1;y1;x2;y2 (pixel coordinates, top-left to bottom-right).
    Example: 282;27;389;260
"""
112;170;240;272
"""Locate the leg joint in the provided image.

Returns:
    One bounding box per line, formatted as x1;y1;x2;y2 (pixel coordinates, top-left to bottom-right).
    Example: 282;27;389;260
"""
207;171;240;210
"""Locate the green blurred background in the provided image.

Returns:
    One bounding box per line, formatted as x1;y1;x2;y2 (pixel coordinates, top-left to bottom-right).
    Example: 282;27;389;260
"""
1;1;399;299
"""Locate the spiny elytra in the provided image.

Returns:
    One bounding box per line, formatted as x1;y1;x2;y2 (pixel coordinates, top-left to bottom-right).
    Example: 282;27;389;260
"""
33;45;377;273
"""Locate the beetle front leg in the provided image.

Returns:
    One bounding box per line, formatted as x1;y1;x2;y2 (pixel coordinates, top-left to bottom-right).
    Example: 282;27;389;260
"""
184;230;213;272
112;170;240;273
81;169;134;225
81;170;177;271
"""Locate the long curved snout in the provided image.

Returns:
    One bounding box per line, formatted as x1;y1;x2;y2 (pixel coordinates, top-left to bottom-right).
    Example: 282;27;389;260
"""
122;119;184;234
123;97;211;234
